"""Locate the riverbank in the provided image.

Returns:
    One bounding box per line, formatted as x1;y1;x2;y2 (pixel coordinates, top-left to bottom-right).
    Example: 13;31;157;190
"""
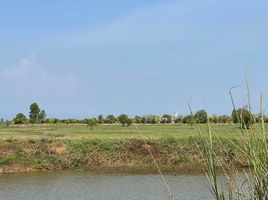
0;137;247;174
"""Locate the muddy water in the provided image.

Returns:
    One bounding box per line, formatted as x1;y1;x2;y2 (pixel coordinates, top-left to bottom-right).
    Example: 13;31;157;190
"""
0;171;216;200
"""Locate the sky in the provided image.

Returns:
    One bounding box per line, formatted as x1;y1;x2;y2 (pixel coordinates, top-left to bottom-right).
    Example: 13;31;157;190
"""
0;0;268;119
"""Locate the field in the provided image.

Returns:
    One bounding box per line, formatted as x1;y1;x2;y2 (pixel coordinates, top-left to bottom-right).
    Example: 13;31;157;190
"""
0;124;244;140
0;124;259;174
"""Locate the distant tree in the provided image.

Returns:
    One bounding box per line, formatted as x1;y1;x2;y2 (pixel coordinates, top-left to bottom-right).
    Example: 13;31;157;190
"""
87;118;98;130
13;113;27;124
98;115;104;124
255;114;266;124
6;120;10;127
53;118;60;124
182;115;195;127
141;117;146;124
155;116;161;124
126;118;132;126
151;117;157;124
231;108;253;129
218;115;232;124
106;115;117;124
45;118;58;124
194;110;208;124
134;116;142;124
209;115;219;124
29;103;40;123
38;110;46;124
29;103;47;124
161;114;172;123
118;114;129;127
144;115;158;124
174;115;183;124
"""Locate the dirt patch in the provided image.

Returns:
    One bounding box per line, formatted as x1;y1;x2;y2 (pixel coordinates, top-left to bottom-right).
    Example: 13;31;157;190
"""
0;149;11;157
54;146;67;154
127;140;161;155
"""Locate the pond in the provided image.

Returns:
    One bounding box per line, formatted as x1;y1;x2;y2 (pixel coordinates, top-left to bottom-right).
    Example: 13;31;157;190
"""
0;171;217;200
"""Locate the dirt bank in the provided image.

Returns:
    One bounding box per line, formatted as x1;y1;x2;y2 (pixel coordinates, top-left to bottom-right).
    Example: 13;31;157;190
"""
0;137;247;174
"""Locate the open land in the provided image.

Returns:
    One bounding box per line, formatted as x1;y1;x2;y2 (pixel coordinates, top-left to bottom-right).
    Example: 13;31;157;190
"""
0;124;255;174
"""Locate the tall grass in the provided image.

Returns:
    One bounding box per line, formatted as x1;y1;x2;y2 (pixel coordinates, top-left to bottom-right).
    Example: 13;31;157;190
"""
199;82;268;199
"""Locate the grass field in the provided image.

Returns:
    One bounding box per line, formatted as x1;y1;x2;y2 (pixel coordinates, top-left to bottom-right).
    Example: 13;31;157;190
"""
0;124;245;140
0;123;258;174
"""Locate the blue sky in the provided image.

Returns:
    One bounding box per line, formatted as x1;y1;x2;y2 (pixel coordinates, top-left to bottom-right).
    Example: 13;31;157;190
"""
0;0;268;119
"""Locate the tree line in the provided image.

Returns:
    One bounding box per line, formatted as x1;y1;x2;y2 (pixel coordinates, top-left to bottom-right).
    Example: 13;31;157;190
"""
10;103;267;128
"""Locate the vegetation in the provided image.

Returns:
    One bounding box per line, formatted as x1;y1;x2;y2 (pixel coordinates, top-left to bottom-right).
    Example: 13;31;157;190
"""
161;114;172;123
29;103;41;123
201;117;268;199
231;107;253;129
118;114;129;126
199;81;268;199
0;136;248;174
0;124;249;140
194;110;208;124
1;87;267;200
13;113;27;124
87;118;98;130
11;102;268;127
29;103;46;124
105;115;117;124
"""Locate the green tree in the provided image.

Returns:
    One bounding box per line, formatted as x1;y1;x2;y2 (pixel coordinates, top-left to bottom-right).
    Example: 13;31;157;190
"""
209;115;219;124
87;118;98;130
218;115;232;124
106;115;117;124
13;113;27;124
231;108;253;129
256;114;266;124
29;103;40;123
118;114;128;126
134;116;142;123
161;114;172;123
141;117;146;124
144;115;157;124
38;110;46;123
174;115;183;124
98;115;104;124
126;118;132;126
182;115;195;128
194;110;208;124
29;103;46;124
53;118;60;124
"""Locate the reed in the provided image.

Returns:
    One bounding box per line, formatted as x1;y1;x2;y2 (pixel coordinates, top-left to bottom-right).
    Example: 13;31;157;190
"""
198;76;268;199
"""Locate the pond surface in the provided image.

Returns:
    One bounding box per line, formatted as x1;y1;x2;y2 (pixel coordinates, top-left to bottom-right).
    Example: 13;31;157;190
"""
0;171;217;200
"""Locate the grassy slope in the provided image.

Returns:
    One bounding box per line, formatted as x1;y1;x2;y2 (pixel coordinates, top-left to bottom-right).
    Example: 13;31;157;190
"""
0;124;250;174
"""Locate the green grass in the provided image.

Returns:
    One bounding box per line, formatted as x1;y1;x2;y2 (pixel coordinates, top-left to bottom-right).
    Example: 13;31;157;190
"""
0;124;248;140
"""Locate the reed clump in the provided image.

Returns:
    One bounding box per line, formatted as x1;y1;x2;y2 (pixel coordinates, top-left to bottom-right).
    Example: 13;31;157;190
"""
199;90;268;199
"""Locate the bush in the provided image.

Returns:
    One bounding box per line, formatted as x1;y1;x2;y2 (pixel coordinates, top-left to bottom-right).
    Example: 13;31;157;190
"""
231;107;253;129
13;113;27;124
194;110;208;124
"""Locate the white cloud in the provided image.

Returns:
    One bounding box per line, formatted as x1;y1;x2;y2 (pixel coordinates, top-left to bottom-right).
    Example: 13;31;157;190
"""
0;55;79;98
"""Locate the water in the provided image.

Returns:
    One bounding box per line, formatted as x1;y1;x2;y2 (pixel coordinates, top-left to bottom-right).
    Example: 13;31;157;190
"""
0;171;215;200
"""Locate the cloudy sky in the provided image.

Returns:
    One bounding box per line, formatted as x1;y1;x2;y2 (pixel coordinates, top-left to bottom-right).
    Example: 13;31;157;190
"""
0;0;268;119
